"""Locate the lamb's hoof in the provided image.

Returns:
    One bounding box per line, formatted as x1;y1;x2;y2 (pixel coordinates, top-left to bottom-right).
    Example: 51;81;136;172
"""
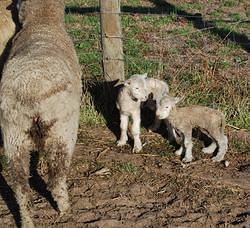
182;157;193;163
212;156;223;162
175;148;183;156
132;145;142;153
202;147;214;154
117;140;127;147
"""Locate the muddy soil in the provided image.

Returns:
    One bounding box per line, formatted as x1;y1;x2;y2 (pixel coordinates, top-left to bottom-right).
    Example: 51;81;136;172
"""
0;126;249;227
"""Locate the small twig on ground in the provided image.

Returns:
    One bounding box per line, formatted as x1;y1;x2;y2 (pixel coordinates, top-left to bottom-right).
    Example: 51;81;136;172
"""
226;124;241;130
96;147;109;160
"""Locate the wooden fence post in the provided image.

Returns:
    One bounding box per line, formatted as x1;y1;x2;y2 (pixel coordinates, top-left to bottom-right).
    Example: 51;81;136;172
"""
99;0;125;82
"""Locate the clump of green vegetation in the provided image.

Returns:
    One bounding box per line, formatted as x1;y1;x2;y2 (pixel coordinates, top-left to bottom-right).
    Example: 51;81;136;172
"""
117;162;139;174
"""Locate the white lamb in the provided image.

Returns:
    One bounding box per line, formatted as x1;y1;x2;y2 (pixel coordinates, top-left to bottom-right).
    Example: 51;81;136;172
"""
116;73;148;152
116;73;169;152
156;95;228;162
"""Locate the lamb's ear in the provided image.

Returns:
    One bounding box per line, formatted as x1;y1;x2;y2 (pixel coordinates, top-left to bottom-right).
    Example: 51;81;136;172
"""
141;73;148;78
124;79;131;86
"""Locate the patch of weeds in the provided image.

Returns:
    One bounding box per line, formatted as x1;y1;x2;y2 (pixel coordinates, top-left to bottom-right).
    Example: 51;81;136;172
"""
217;60;231;70
230;138;250;154
170;26;192;36
124;57;160;77
141;15;175;28
68;28;82;38
65;14;78;24
121;0;141;7
159;146;175;158
117;162;139;174
185;39;199;48
78;51;102;77
222;0;238;7
229;13;242;21
79;104;106;126
65;0;99;8
0;155;8;170
167;47;179;55
176;2;203;11
216;187;236;200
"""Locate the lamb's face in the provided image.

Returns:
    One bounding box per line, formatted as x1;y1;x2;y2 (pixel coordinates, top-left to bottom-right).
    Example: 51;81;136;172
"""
156;96;180;119
124;73;149;102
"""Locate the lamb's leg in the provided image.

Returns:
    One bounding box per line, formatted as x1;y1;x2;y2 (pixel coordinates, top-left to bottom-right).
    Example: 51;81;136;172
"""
202;142;217;154
212;135;228;162
131;111;142;153
117;113;129;146
182;132;193;162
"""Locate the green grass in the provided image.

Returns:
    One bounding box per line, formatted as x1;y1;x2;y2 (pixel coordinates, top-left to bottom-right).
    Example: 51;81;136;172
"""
117;162;139;174
64;0;250;135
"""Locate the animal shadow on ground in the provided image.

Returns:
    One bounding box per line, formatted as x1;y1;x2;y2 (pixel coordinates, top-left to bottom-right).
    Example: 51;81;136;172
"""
0;170;21;228
65;0;250;53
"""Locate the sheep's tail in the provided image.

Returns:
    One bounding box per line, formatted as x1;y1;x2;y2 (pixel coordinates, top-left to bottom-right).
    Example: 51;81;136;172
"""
28;115;56;152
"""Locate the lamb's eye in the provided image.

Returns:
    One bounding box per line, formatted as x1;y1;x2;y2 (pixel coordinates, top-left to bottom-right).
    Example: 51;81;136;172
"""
166;106;169;109
135;87;139;90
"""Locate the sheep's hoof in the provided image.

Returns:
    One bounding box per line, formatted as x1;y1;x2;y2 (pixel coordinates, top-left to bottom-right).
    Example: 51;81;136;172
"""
22;219;35;228
57;200;70;215
182;157;193;163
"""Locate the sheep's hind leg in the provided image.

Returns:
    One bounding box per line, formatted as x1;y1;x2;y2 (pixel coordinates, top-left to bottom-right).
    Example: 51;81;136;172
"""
117;113;129;146
212;135;228;162
202;142;217;154
46;137;73;214
6;144;34;228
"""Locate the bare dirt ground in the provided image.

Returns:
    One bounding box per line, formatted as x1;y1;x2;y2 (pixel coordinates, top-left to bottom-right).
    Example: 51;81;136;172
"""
0;126;249;227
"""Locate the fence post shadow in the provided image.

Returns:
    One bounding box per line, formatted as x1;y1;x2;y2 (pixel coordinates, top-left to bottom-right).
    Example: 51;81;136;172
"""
85;79;122;140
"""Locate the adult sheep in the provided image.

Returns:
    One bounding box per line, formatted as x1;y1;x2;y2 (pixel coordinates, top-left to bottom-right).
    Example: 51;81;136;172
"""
0;0;82;227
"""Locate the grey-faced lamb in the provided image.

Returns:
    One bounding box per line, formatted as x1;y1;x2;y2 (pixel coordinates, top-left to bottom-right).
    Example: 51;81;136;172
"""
116;73;169;152
156;95;228;162
0;0;82;227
